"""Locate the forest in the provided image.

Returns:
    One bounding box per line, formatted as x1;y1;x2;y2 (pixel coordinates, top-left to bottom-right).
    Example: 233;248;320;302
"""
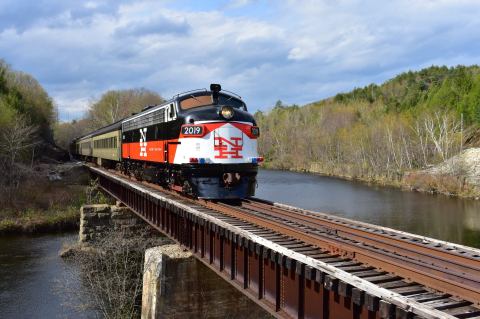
0;60;56;204
0;59;164;232
255;65;480;195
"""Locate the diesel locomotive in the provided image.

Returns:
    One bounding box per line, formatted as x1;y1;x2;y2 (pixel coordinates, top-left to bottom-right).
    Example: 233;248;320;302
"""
71;84;262;199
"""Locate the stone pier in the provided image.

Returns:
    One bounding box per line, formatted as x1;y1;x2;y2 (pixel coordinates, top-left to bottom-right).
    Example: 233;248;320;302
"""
141;245;192;319
79;203;195;318
79;203;148;242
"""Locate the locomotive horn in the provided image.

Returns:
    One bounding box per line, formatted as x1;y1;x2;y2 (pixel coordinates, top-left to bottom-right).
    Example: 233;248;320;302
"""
210;83;221;92
211;83;221;104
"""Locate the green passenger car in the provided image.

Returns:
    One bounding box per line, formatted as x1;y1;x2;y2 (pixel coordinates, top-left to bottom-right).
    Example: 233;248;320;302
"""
91;130;122;165
77;135;92;157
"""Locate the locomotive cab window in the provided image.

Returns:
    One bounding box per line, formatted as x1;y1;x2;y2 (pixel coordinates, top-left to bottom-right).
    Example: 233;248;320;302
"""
179;93;246;111
218;94;246;111
180;95;212;110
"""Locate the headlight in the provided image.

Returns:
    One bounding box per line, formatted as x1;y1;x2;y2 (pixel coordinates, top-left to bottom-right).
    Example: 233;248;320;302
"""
220;106;234;120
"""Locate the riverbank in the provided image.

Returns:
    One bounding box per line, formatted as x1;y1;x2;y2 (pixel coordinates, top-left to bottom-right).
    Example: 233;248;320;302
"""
292;167;478;199
263;148;480;199
0;206;80;235
0;162;91;235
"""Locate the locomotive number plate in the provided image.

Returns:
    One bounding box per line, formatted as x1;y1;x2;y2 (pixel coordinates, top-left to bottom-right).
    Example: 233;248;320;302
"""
182;125;204;136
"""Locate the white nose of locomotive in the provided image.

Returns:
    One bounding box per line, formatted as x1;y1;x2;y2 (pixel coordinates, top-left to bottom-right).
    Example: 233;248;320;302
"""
213;125;244;161
174;122;260;165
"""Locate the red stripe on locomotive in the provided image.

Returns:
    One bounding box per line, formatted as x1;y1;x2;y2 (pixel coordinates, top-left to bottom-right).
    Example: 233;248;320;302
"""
122;139;179;163
178;122;257;139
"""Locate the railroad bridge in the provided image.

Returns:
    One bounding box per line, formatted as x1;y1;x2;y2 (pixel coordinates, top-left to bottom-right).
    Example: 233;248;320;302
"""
87;165;480;319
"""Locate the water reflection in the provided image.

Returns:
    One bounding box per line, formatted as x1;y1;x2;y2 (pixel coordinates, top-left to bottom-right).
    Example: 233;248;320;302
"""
0;234;94;319
256;169;480;248
159;258;272;318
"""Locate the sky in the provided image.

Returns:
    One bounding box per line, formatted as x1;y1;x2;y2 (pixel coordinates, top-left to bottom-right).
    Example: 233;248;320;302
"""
1;0;480;121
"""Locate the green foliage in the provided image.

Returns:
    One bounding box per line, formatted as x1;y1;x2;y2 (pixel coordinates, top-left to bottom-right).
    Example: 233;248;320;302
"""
0;59;55;140
0;206;79;234
0;99;16;128
460;79;480;122
331;65;480;123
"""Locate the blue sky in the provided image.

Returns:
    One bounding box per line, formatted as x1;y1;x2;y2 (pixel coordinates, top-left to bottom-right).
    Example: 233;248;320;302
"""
1;0;480;121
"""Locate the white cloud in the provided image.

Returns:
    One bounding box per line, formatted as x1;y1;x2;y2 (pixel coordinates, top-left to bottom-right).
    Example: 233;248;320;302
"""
84;2;100;10
226;0;255;9
1;0;480;120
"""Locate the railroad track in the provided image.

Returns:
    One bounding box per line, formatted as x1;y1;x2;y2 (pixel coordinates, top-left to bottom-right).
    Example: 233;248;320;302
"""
92;165;480;318
194;198;480;317
240;199;480;297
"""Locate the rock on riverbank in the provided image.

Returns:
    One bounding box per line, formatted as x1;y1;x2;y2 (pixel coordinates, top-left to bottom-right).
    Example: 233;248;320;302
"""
424;148;480;186
404;148;480;198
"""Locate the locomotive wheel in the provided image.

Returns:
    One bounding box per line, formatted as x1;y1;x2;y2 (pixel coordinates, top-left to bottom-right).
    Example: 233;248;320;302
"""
133;168;144;181
182;180;195;197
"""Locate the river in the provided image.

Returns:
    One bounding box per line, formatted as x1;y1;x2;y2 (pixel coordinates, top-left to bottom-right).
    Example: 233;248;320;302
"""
1;169;479;318
257;169;480;248
0;233;95;319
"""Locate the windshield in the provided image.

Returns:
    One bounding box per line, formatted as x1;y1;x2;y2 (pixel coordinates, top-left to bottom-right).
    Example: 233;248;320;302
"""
179;93;246;110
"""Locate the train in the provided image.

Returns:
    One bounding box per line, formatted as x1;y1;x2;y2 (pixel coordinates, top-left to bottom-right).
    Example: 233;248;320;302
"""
71;84;262;199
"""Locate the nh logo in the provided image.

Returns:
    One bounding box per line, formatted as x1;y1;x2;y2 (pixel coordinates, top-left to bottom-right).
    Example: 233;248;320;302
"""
139;128;147;157
214;136;243;159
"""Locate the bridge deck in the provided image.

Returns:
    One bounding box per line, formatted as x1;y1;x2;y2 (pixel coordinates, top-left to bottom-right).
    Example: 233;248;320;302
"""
87;165;480;319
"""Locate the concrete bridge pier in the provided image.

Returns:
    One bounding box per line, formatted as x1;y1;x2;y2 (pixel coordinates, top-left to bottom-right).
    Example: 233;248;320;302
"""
141;245;192;319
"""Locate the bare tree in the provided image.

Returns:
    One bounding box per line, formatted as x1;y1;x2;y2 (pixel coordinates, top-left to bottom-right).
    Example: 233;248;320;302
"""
422;111;462;161
63;230;166;319
0;115;38;167
54;118;91;150
0;115;38;202
87;89;164;129
413;120;430;167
